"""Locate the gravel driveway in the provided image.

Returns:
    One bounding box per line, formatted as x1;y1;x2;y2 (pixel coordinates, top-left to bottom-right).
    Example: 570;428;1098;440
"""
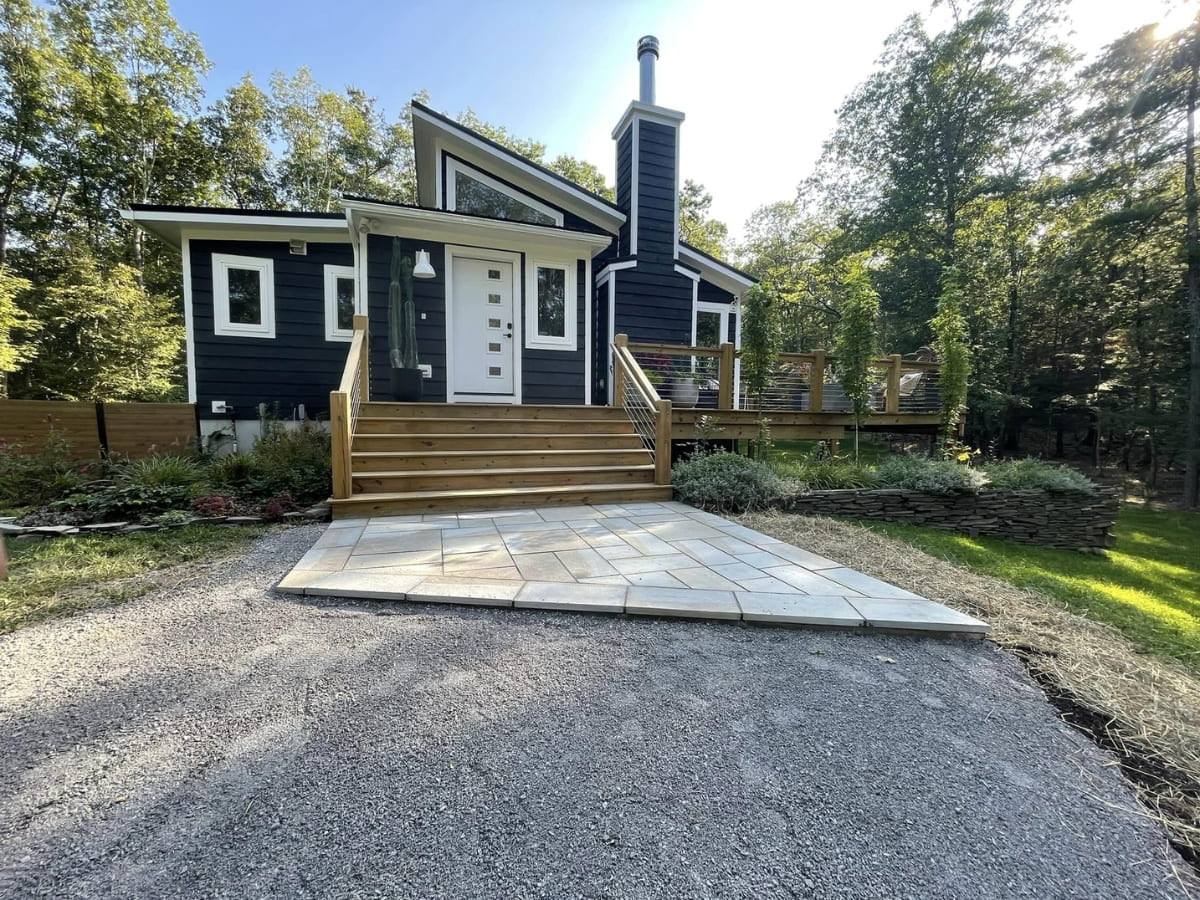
0;525;1192;899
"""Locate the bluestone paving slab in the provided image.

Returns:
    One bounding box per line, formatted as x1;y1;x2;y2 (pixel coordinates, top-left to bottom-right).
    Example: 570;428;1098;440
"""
626;586;740;620
279;504;987;636
848;597;988;633
515;581;626;613
737;592;865;627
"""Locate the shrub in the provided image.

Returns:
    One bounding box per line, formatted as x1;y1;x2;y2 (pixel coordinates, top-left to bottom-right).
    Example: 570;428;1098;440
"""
261;492;297;521
248;421;331;505
208;453;262;496
0;430;104;509
120;454;206;491
192;493;236;516
873;454;987;494
776;459;877;491
672;451;783;512
982;458;1096;494
72;482;195;522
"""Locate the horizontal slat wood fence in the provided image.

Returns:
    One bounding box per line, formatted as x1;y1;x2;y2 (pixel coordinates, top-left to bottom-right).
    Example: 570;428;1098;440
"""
0;400;198;459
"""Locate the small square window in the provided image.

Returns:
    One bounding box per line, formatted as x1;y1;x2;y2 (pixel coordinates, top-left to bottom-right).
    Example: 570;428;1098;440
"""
488;269;501;280
487;317;501;328
487;342;501;353
213;253;274;338
487;293;501;304
488;366;502;377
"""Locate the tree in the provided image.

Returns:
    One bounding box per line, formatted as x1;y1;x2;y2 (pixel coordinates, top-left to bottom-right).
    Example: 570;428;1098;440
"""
833;254;880;458
204;75;277;209
678;179;729;259
930;268;971;444
0;266;35;396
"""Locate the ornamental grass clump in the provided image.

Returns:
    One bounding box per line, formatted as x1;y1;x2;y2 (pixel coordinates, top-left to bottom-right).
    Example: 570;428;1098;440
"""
982;458;1097;494
873;454;987;494
672;451;783;513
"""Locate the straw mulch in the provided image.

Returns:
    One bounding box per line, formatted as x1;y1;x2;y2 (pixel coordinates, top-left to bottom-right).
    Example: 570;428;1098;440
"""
739;510;1200;877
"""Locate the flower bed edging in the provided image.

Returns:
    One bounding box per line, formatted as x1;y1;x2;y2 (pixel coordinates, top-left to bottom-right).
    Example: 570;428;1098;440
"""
0;504;331;541
781;487;1120;552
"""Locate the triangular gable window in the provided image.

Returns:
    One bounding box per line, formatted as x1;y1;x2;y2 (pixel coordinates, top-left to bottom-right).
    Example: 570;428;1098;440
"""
446;158;563;227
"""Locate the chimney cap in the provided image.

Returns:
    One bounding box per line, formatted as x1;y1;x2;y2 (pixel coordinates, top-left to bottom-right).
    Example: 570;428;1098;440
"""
637;35;659;59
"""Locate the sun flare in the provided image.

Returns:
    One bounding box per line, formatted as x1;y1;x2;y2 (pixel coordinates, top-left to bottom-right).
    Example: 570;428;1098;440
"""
1153;1;1198;38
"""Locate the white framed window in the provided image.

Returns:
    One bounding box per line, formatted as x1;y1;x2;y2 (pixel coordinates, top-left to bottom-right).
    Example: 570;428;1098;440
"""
693;300;731;347
212;253;275;338
525;258;576;350
324;265;357;341
445;157;564;226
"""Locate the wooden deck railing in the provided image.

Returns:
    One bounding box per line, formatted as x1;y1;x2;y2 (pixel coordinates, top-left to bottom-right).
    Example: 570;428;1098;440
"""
624;340;941;415
330;314;370;500
612;334;672;485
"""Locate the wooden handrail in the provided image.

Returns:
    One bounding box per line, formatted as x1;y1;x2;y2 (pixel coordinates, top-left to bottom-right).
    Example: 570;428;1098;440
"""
626;340;722;358
613;334;672;486
614;334;663;405
330;315;370;500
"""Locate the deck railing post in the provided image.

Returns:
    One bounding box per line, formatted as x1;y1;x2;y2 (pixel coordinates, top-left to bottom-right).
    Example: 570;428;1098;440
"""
353;314;370;402
810;350;826;412
330;391;352;500
654;398;672;486
717;341;734;410
613;334;629;407
885;353;902;414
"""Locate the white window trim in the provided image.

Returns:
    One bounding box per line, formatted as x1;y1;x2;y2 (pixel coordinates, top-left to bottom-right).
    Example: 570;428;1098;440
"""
323;264;357;342
445;157;564;227
692;299;731;347
212;253;275;338
525;257;577;351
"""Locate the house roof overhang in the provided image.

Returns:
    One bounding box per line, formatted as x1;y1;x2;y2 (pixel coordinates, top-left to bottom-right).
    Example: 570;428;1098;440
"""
120;204;351;248
678;242;758;297
341;196;614;257
411;101;626;235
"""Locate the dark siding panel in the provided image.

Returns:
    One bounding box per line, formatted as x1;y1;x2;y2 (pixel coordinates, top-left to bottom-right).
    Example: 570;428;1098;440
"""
522;259;586;404
613;261;693;346
698;280;734;305
366;234;448;402
615;127;633;255
592;278;610;404
191;239;353;417
636;121;677;264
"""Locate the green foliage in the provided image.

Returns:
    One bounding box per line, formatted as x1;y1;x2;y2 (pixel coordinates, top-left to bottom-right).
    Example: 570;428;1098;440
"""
208;453;259;496
739;285;782;407
672;451;783;513
930;269;970;445
982;458;1096;494
388;239;418;370
873;454;988;494
71;482;194;522
678;179;729;259
0;268;36;385
247;420;331;505
832;253;879;429
0;430;101;508
774;458;877;491
120;454;205;491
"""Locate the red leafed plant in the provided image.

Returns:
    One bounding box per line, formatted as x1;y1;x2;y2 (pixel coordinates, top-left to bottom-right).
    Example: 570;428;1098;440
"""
192;493;235;516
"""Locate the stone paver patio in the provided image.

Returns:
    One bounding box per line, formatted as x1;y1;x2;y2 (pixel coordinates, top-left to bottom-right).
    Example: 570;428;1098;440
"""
276;501;987;634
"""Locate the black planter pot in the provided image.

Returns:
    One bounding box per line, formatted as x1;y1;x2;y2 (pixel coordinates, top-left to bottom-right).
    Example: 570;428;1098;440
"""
390;367;423;402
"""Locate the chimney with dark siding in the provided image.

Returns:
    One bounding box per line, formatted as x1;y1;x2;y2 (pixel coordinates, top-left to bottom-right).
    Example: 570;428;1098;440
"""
613;35;684;263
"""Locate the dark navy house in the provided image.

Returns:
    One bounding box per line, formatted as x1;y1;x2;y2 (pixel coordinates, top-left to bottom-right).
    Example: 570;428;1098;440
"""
123;37;754;444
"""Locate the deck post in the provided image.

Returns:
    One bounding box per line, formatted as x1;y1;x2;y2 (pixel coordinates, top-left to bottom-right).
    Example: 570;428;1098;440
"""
717;341;734;410
354;314;370;402
654;398;672;486
885;354;902;414
810;350;826;412
330;391;353;500
613;333;629;407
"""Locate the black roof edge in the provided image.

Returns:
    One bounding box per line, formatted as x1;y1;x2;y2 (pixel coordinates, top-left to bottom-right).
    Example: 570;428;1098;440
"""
127;203;345;220
679;240;758;283
411;100;624;215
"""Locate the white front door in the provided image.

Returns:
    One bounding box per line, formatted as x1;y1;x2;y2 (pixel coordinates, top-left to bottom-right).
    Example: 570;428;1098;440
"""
451;256;516;398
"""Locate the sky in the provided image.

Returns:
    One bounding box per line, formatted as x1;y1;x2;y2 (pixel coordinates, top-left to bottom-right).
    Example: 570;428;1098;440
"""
171;0;1185;242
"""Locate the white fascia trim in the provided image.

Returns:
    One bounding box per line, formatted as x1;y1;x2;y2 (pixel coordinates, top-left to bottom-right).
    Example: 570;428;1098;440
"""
607;274;616;405
122;208;350;248
631;119;639;256
673;118;682;261
446;157;564;226
181;236;197;403
412;106;624;228
324;264;357;342
610;100;685;140
674;263;700;282
212;253;276;339
343;199;612;255
734;299;743;410
677;245;757;295
525;256;578;351
596;259;637;284
584;256;592;405
444;245;523;404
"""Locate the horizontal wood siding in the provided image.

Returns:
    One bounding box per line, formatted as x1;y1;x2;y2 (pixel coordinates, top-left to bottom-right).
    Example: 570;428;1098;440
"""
0;399;102;456
613;263;694;346
592;279;610;404
637;122;677;264
698;279;734;305
0;400;197;459
615;127;633;255
103;402;197;457
366;234;448;403
522;259;586;404
191;239;353;417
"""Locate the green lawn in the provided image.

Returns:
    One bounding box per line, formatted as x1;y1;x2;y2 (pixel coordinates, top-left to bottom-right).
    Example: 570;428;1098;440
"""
770;438;894;466
869;505;1200;673
1;525;265;634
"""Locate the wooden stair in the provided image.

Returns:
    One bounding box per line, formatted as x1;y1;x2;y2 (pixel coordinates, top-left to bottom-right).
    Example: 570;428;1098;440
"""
330;402;671;518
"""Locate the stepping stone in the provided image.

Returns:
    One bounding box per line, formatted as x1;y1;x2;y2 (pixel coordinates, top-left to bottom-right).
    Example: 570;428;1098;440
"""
736;593;864;627
32;525;78;535
515;581;626;614
301;571;424;600
847;597;988;634
82;522;129;532
407;577;521;607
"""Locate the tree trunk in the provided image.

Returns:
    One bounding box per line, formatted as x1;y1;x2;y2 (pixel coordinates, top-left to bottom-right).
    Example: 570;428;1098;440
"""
1184;56;1200;508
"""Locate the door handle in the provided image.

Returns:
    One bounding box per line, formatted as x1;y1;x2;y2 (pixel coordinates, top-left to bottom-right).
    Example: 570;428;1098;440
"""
505;332;513;338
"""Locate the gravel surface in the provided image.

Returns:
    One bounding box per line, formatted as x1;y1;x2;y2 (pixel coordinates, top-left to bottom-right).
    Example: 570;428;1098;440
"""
0;524;1192;899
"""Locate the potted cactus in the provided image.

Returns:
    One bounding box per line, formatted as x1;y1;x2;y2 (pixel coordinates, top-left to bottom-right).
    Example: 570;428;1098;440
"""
388;238;423;402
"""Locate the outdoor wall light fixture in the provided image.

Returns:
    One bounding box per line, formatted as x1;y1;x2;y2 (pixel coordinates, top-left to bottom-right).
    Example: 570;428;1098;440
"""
413;249;436;278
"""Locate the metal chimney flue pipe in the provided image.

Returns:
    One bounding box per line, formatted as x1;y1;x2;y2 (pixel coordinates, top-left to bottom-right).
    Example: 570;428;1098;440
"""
637;35;659;104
